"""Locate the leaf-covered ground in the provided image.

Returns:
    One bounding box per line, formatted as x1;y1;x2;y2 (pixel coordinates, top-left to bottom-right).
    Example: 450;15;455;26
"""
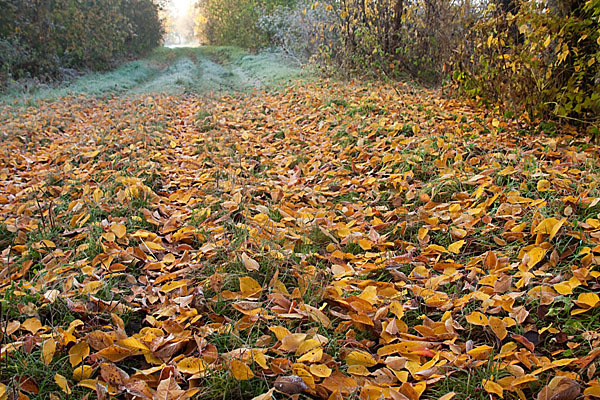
1;73;600;400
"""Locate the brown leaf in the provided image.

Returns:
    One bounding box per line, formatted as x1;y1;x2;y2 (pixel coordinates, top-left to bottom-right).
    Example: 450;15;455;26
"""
100;362;130;388
537;377;580;400
274;375;309;394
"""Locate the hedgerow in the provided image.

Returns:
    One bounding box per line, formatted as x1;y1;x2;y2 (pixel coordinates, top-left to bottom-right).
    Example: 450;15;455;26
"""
0;0;163;86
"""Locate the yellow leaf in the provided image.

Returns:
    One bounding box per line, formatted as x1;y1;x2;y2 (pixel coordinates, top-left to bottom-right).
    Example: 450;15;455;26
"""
0;383;6;400
230;360;254;380
468;345;493;358
77;379;100;391
251;388;275;400
92;188;103;203
537;179;551;192
117;337;150;354
534;218;566;240
426;244;447;253
95;345;132;362
54;373;71;394
69;341;90;367
526;246;546;268
143;240;165;251
296;339;321;355
310;364;332;378
42;338;56;365
390;301;404;319
439;393;456;400
177;357;205;374
492;118;500;128
574;292;600;308
448;240;465;254
251;350;268;369
160;280;188;293
241;252;260;271
347;364;370;376
483;379;503;398
337;226;351;238
81;280;104;295
239;276;262;298
280;333;307;352
21;317;43;335
358;239;372;250
346;350;377;367
584;385;600;397
466;311;488;326
73;365;93;381
268;326;291;340
297;347;323;363
553;282;573;295
111;224;127;239
488;316;507;340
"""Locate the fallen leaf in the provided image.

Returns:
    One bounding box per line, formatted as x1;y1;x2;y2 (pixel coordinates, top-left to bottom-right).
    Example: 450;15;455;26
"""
230;359;254;380
54;374;71;394
274;375;309;394
241;252;260;271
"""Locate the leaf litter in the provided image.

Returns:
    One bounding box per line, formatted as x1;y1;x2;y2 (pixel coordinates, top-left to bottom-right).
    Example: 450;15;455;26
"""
0;79;600;400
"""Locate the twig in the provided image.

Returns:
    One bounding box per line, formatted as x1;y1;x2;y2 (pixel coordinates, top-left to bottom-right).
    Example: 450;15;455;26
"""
35;196;47;231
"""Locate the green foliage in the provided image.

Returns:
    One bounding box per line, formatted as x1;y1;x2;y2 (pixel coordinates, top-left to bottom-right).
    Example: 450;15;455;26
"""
200;0;295;48
0;0;164;86
453;0;600;131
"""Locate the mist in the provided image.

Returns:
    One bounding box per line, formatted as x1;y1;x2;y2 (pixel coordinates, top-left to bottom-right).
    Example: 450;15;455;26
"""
164;0;200;47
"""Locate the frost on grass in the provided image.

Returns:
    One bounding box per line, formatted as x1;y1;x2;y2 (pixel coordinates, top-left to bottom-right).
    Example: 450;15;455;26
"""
0;47;304;104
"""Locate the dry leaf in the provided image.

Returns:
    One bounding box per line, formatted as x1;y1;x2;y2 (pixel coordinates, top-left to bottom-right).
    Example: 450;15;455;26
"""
274;375;309;394
241;252;260;271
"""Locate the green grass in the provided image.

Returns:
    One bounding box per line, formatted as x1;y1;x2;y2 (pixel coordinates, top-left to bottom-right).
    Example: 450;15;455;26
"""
0;349;87;400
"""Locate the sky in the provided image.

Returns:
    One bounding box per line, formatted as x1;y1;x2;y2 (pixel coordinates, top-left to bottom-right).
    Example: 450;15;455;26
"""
169;0;195;18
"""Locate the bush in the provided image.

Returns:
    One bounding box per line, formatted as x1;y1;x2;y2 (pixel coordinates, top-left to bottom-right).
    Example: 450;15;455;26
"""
0;0;164;87
200;0;295;49
454;0;600;128
258;0;338;62
258;0;599;132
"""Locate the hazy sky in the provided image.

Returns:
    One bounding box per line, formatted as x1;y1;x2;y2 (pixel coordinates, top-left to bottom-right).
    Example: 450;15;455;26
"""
170;0;195;17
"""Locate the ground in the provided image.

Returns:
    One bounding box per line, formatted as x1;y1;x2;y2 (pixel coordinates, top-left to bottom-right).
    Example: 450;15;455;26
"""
0;47;599;400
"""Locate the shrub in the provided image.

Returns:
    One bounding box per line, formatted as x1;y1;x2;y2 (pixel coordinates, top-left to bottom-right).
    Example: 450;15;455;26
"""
454;0;600;128
0;0;164;87
200;0;295;49
258;0;339;62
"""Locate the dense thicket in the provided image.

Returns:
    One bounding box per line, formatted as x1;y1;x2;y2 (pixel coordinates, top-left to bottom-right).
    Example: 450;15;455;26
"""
199;0;295;48
204;0;599;132
0;0;163;86
329;0;599;129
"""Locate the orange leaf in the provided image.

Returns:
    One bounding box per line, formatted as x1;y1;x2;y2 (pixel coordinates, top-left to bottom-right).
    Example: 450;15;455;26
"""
465;311;488;326
230;360;254;380
488;316;507;340
483;379;503;398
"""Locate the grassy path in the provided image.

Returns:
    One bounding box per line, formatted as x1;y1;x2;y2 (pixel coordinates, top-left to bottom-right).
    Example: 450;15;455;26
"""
0;47;303;104
1;49;600;400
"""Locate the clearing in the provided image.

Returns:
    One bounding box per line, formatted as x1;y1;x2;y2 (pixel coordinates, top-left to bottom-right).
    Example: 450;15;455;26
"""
1;47;600;400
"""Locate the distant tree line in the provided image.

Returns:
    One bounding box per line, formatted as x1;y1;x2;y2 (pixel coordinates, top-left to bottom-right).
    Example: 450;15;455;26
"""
0;0;164;86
